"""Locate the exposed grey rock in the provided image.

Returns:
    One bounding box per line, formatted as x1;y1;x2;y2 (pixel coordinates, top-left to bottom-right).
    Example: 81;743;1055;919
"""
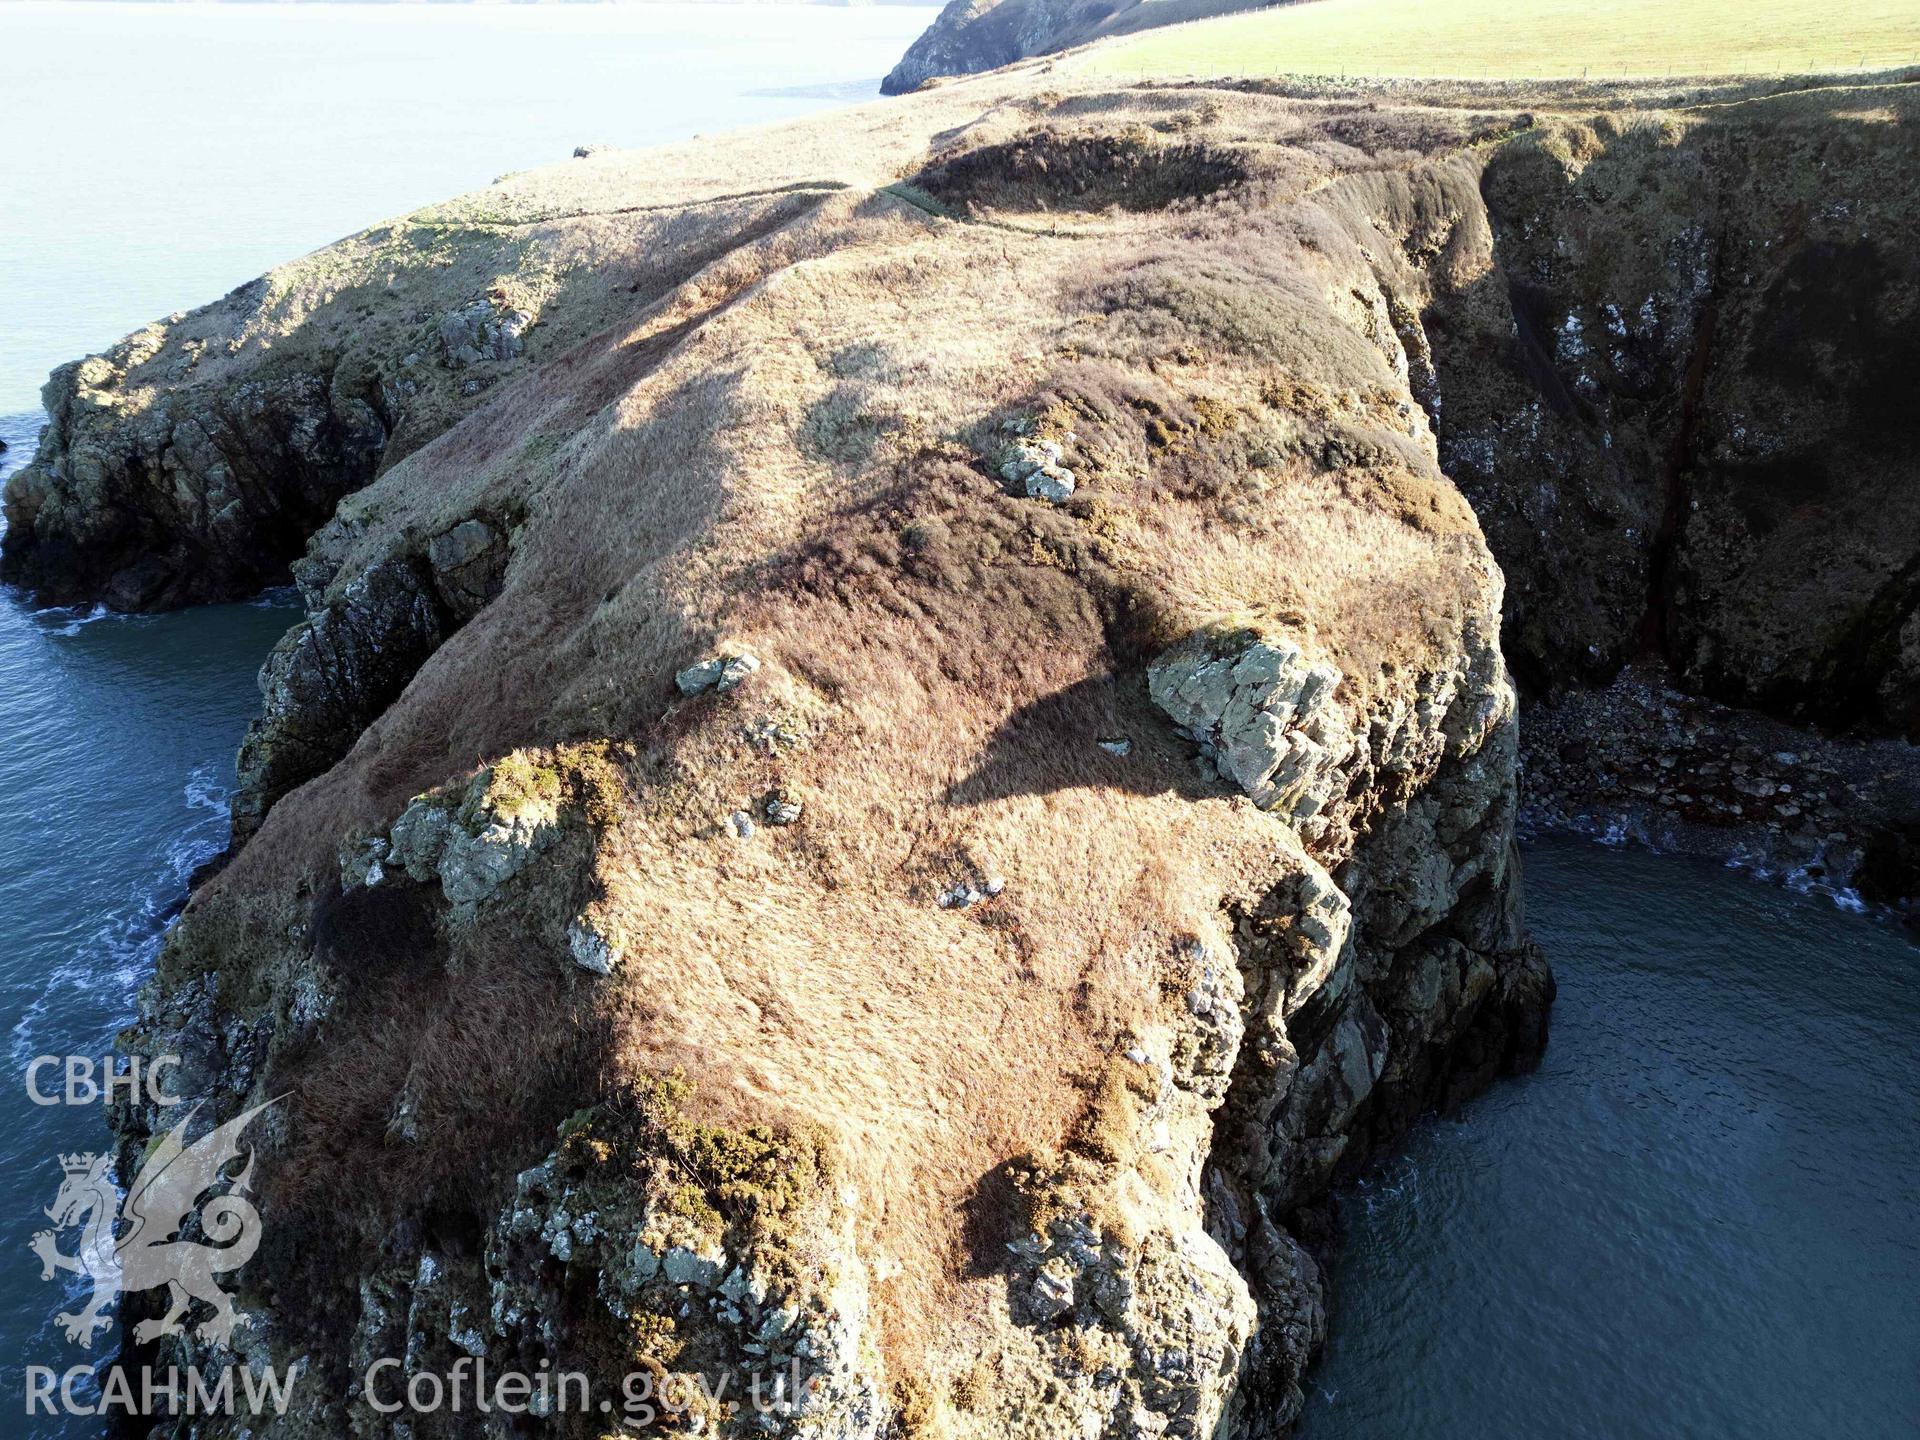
1003;1198;1257;1438
233;555;448;840
232;515;511;841
661;1245;722;1287
567;918;620;976
1171;938;1244;1105
338;834;389;890
386;1074;423;1144
764;788;803;826
1028;1256;1077;1321
1165;620;1554;1435
676;649;761;695
1149;627;1353;828
1027;467;1074;502
999;436;1077;502
388;795;454;881
437;806;557;911
882;0;1083;95
0;354;387;610
350;760;573;924
424;516;508;619
459;1117;884;1440
437;299;532;369
1231;1210;1327;1430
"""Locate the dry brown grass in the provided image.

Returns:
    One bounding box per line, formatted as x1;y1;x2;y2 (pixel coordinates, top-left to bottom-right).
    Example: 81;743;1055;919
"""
165;71;1531;1394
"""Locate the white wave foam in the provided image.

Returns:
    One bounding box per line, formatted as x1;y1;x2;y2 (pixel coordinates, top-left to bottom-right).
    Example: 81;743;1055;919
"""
1529;808;1877;919
184;762;230;815
31;601;110;637
6;771;232;1064
1724;847;1868;914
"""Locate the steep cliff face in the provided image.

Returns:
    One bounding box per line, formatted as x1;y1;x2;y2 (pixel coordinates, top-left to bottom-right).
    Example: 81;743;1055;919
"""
1395;81;1920;906
881;0;1280;95
84;81;1552;1438
0;163;845;610
2;344;388;610
1426;89;1920;737
884;0;1112;95
16;67;1915;1434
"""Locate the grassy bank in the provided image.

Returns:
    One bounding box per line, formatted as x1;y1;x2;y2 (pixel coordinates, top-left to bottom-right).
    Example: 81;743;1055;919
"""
1076;0;1920;80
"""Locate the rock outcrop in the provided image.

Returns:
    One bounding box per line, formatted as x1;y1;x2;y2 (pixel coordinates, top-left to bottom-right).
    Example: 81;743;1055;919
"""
1148;629;1351;832
1424;93;1920;737
231;511;511;839
1386;81;1920;907
882;0;1264;94
0;166;851;611
1;351;389;610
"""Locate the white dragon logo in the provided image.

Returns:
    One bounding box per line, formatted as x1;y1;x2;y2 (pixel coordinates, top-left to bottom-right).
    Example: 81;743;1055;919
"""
30;1099;275;1350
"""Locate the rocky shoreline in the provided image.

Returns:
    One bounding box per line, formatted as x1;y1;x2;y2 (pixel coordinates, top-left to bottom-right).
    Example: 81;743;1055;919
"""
1521;667;1920;924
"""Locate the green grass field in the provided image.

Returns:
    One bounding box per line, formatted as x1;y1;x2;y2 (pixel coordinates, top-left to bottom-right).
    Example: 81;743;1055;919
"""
1077;0;1920;81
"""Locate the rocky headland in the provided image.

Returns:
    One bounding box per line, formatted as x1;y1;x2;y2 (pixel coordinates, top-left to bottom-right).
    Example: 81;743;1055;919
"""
882;0;1266;95
4;60;1916;1439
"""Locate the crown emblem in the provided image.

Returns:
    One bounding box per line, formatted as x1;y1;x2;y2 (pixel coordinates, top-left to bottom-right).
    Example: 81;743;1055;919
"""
58;1153;96;1175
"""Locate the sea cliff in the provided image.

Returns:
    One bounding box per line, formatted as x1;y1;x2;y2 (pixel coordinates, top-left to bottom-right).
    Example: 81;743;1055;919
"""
881;0;1270;95
6;64;1916;1439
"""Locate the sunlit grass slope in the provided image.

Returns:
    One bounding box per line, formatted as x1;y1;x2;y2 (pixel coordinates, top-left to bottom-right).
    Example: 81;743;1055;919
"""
1078;0;1920;80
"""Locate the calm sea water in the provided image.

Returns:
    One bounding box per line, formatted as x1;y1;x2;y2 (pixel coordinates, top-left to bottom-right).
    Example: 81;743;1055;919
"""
0;3;932;1431
0;418;299;1429
0;0;938;414
1301;834;1920;1439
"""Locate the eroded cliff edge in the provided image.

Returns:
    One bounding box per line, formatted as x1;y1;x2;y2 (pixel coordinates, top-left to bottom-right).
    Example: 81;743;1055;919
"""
12;82;1557;1436
2;63;1914;1440
15;74;1918;907
0;162;839;611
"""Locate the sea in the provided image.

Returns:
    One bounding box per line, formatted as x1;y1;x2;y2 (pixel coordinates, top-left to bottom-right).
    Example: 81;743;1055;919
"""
1299;835;1919;1438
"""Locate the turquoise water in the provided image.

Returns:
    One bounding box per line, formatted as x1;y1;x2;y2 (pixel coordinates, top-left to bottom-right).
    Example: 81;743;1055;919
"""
1301;834;1920;1439
0;4;934;1430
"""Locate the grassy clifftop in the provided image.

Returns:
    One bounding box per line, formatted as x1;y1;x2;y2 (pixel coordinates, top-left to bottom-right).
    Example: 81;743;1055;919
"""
24;30;1916;1434
889;0;1920;94
1081;0;1920;81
